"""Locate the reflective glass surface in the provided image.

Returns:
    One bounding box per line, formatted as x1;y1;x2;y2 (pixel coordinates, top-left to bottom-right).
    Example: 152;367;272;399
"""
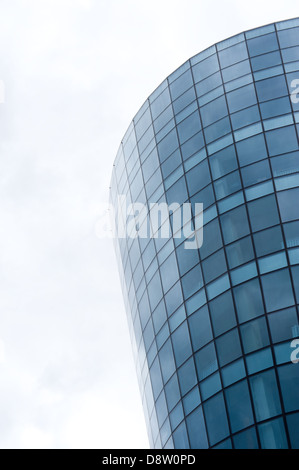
111;19;299;449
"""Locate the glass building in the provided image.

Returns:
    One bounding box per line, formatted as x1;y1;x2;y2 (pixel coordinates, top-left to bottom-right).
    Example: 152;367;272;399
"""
110;18;299;449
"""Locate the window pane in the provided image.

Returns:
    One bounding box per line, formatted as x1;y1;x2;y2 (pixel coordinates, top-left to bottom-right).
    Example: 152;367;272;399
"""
236;133;267;166
172;321;192;367
192;54;219;82
234;278;265;323
250;369;282;422
182;264;204;299
240;317;270;354
248;194;280;232
227;84;257;113
226;236;255;269
176;243;199;276
195;343;218;381
258;417;288;449
287;413;299;449
188;305;213;351
202;249;227;283
266;126;299;157
159;339;176;383
219;42;248;68
165;374;181;411
178;357;197;396
248;32;279;56
203;393;230;446
173;421;190;449
209;290;237;336
255;75;287;102
261;269;295;312
216;328;242;367
269;307;299;343
278;363;299;413
221;205;250;244
278;188;299;222
186;160;211;196
225;380;254;433
201;96;228;127
186;407;209;449
233;427;259;449
209;145;238;179
254;226;284;257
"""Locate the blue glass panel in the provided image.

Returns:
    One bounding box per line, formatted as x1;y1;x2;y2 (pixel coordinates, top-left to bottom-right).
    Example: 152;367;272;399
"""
202;250;227;283
200;372;222;400
269;307;299;343
192;54;219;82
256;75;288;102
258;418;288;449
225;380;254;433
195;343;218;381
234;278;265;323
262;269;295;312
209;290;237;336
231;105;260;130
221;359;246;387
159;339;176;383
248;33;279;57
218;42;248;68
222;59;251;82
278;363;299;413
172;321;192;367
250;369;282;422
278;27;299;48
260;96;291;119
182;264;204;299
173;422;190;449
183;387;201;416
195;71;222;96
216;328;242;366
178;357;197;396
266;125;299;156
254;226;284;257
226;236;255;269
170;69;193;100
251;51;281;71
236;133;267;166
240;317;270;354
233;427;259;449
203;393;230;446
206;274;230;300
227;84;257;113
201;96;228;127
186;407;209;449
165;374;181;411
287;413;299;449
221;205;250;244
246;348;273;375
278;187;299;222
209;145;238;179
188;305;213;351
177;111;202;144
169;402;184;431
248;194;280;232
186;160;211;196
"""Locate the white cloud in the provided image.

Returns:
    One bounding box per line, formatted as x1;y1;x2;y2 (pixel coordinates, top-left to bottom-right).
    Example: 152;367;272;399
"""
0;341;5;364
20;426;53;450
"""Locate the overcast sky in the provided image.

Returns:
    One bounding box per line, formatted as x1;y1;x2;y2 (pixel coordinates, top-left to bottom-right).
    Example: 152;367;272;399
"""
0;0;298;450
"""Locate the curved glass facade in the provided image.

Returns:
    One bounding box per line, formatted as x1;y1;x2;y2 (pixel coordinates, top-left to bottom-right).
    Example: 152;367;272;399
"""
110;18;299;449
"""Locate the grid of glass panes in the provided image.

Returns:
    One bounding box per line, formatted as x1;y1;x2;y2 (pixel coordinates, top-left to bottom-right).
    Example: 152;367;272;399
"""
110;18;299;449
